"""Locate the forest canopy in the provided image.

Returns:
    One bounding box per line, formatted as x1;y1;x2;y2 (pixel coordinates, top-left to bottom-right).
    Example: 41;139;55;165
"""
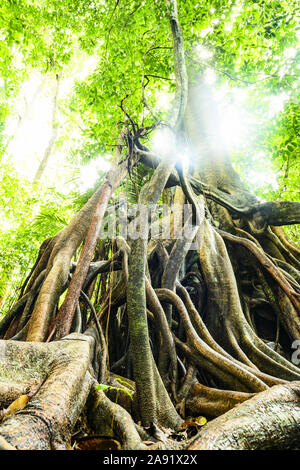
0;0;299;451
0;0;299;310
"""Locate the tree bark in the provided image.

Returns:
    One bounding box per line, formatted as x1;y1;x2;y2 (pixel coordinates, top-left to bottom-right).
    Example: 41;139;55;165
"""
188;382;300;450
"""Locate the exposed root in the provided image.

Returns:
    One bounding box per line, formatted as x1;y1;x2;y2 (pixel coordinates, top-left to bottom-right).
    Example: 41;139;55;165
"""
87;386;149;450
188;382;300;450
0;332;97;449
186;382;254;418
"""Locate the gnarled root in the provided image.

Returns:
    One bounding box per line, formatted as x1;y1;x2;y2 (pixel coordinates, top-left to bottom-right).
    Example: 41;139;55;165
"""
0;332;97;449
87;386;148;450
188;382;300;450
186;382;254;418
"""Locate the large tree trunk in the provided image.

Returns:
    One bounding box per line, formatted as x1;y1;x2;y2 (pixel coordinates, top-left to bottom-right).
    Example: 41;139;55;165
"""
1;33;300;454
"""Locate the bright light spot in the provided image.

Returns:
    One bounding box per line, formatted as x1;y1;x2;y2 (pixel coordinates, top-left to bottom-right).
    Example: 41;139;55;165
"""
152;128;190;169
224;23;233;32
219;104;247;148
284;47;297;59
59;55;98;99
231;1;243;15
155;93;171;111
4;53;99;188
79;155;111;193
180;146;191;171
268;92;289;117
204;68;216;85
195;45;213;61
278;67;287;79
154;83;172;113
5;73;54;180
200;27;213;38
153;127;176;158
248;153;279;190
231;87;248;104
213;85;250;149
0;218;14;232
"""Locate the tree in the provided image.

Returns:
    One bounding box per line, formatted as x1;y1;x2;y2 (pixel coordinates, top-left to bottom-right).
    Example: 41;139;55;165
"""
0;0;299;450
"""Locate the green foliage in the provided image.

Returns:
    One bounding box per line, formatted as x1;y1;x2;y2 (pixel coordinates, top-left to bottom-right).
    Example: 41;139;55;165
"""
0;0;299;311
94;378;134;400
263;103;299;201
256;102;299;243
0;159;74;312
60;0;299;159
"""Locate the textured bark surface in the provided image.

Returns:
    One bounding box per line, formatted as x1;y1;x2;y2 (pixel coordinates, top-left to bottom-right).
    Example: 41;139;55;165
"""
87;387;148;450
0;332;96;449
186;382;254;418
188;382;300;450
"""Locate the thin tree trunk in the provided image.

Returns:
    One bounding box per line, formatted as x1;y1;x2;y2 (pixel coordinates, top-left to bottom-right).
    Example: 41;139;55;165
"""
33;74;60;182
